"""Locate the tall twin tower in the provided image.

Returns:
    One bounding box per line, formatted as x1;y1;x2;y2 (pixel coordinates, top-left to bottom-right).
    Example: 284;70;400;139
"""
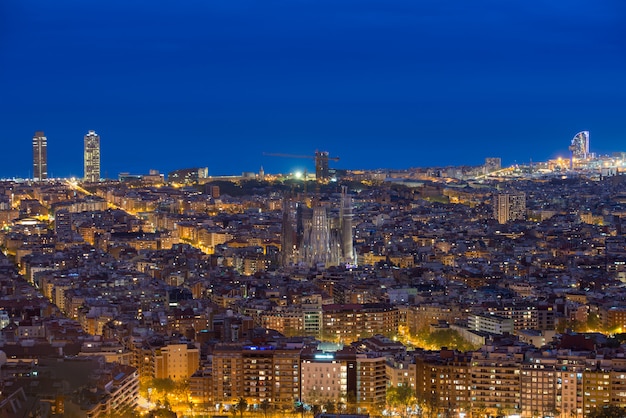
281;186;355;268
32;130;101;182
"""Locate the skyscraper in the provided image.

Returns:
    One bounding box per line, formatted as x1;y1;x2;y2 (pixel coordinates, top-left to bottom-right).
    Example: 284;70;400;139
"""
315;151;330;180
84;130;100;182
569;130;590;160
32;131;47;181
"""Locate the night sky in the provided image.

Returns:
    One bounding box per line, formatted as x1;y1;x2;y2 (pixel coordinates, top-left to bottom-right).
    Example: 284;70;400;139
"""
1;0;625;179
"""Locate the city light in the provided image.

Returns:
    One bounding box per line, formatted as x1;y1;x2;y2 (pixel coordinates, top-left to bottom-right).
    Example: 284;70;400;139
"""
1;133;626;417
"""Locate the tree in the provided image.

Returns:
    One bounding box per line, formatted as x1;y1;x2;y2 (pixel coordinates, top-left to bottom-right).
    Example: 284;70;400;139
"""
139;376;152;400
345;391;358;414
366;399;387;418
586;312;603;332
424;394;440;418
310;404;322;417
235;396;248;418
557;319;584;333
587;405;626;418
323;400;336;414
387;385;416;418
304;389;325;411
150;377;176;403
471;402;487;418
336;400;345;413
414;326;479;352
294;402;305;418
260;399;271;418
173;379;189;399
163;399;172;411
148;409;177;418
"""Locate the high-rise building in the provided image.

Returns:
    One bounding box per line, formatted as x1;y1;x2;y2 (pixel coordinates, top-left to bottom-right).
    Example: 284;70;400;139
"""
211;343;301;409
54;209;73;239
84;130;100;182
154;343;200;381
484;157;502;174
32;131;47;181
470;347;523;415
413;350;472;416
569;130;590;160
315;151;330;180
493;191;526;224
301;346;387;413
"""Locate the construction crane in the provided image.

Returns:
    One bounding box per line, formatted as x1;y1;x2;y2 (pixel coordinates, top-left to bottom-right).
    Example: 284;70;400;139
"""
263;151;339;181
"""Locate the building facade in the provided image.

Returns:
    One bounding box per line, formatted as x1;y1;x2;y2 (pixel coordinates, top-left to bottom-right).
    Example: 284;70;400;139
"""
413;350;472;416
467;313;514;335
300;346;386;414
211;343;301;410
84;130;101;182
493;192;526;224
154;343;200;381
33;131;47;181
322;303;399;343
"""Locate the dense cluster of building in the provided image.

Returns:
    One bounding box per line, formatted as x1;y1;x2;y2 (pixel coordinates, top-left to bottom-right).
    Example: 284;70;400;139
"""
1;161;626;417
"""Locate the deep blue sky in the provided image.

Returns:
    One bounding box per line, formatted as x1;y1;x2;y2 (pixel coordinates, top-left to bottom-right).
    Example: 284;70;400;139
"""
1;0;625;178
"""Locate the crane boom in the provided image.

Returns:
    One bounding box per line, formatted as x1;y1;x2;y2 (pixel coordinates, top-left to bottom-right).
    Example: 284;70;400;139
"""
262;152;339;161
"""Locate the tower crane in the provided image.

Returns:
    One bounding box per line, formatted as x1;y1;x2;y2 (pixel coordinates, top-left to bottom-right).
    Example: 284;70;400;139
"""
263;150;339;181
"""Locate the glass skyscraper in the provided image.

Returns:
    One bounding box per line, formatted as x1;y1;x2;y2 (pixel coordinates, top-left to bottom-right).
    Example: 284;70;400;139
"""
84;130;100;182
32;131;47;181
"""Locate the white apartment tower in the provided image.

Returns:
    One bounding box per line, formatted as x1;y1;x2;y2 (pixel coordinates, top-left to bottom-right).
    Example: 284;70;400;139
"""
493;191;526;224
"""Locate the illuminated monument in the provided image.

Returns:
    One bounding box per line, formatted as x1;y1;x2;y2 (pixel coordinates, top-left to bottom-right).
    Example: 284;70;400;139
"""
281;186;354;267
32;131;47;181
84;130;101;182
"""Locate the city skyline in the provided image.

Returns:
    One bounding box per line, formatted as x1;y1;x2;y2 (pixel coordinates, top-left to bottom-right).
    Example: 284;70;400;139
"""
8;128;626;181
1;1;625;178
4;155;626;417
